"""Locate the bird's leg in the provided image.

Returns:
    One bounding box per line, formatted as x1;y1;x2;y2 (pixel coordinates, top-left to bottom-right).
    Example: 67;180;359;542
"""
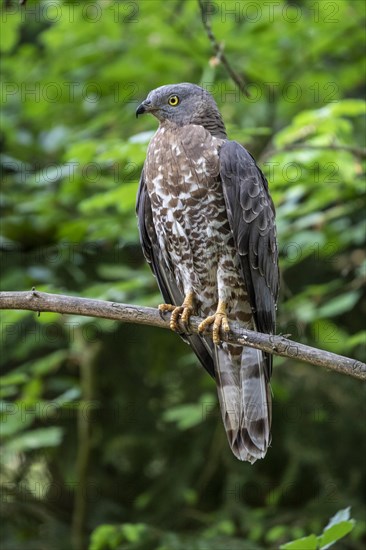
158;291;195;332
198;300;230;345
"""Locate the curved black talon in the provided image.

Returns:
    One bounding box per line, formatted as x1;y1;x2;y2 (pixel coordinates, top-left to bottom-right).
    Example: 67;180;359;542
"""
159;309;168;320
178;325;193;336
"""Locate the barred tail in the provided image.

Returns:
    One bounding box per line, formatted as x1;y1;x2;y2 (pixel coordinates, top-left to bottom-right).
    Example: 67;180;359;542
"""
214;345;272;463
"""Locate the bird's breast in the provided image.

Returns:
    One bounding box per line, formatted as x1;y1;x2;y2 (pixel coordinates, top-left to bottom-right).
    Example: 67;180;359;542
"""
144;122;238;303
143;123;249;316
145;123;229;242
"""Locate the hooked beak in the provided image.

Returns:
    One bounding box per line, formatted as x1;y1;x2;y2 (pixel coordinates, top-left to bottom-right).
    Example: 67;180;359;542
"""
136;100;152;118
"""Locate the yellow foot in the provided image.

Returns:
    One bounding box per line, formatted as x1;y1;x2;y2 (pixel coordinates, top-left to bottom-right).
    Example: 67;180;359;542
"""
158;292;195;332
198;300;230;345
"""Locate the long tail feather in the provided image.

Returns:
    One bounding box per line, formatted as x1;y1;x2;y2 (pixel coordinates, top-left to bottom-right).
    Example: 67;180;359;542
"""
214;345;271;463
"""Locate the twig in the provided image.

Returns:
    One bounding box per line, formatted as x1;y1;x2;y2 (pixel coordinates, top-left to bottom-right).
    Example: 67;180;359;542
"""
197;0;251;98
1;290;365;381
260;143;366;162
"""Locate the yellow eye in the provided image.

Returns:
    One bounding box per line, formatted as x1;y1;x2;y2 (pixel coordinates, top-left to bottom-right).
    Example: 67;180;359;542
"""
168;95;179;106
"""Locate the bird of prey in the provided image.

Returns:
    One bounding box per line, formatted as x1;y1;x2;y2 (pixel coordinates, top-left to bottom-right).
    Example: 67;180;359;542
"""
136;83;279;463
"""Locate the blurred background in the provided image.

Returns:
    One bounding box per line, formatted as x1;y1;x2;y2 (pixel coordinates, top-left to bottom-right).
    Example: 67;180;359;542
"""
1;0;365;548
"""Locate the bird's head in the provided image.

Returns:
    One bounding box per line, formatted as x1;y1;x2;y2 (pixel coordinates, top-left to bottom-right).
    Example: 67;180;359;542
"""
136;83;227;138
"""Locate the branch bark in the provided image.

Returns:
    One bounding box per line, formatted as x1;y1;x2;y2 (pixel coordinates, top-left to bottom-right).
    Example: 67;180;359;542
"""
198;0;251;98
1;290;365;381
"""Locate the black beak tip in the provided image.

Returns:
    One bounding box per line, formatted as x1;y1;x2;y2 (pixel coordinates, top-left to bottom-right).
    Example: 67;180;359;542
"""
136;103;146;118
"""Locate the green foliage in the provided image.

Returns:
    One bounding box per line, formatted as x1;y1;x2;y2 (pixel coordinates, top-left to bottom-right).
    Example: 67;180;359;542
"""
281;507;355;549
89;509;357;550
89;523;149;550
1;1;365;549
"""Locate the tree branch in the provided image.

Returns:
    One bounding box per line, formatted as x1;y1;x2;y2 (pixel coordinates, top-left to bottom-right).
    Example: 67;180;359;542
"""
197;0;251;98
1;290;365;381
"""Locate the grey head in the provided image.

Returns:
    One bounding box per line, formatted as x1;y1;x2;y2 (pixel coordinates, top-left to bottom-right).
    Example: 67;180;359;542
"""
136;83;227;139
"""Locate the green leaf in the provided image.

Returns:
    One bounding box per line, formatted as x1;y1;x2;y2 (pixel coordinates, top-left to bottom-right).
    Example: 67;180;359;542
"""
163;403;204;430
280;534;318;549
89;524;123;550
29;350;69;376
318;521;355;549
121;523;148;543
5;427;63;452
317;291;360;318
163;394;215;430
0;400;34;437
89;523;149;550
266;524;288;543
78;182;138;214
281;508;356;550
0;12;21;53
318;507;355;549
329;99;366;117
0;372;29;386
